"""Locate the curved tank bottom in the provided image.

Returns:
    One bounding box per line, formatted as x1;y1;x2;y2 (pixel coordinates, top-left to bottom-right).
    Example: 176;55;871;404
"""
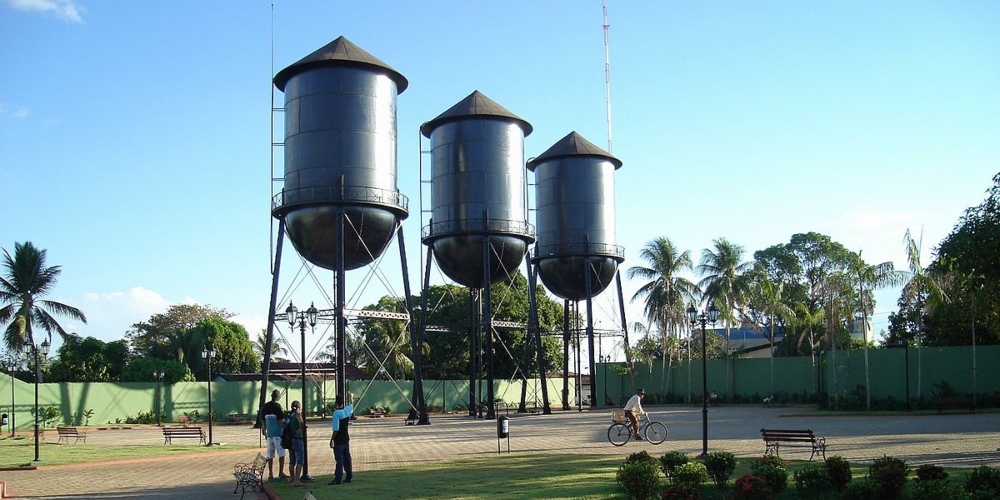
431;234;530;289
534;254;622;301
285;204;398;271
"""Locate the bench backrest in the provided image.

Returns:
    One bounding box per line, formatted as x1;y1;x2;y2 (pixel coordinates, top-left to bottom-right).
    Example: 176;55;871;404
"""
761;428;816;440
58;427;78;433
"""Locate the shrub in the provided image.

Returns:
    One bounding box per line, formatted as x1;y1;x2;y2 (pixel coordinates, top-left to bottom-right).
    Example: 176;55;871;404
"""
841;477;881;500
749;456;788;493
617;459;661;500
825;455;852;491
703;451;737;488
660;483;700;500
673;462;709;489
793;463;834;498
659;451;690;484
916;464;948;483
964;465;1000;497
731;473;774;500
626;450;658;465
908;479;968;500
869;455;909;499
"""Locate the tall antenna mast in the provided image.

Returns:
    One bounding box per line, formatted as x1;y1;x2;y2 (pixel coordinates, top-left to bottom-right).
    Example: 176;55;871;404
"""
603;1;613;154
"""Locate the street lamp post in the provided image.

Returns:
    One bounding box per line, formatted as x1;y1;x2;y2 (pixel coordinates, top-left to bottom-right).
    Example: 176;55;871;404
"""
202;346;216;446
32;339;50;464
687;301;719;458
287;301;318;481
153;370;165;426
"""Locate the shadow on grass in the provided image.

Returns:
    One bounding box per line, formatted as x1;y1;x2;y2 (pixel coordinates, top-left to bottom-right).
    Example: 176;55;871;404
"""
268;454;624;500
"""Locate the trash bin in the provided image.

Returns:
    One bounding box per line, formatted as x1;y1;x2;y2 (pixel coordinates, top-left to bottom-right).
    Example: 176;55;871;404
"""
496;415;509;438
1;413;7;427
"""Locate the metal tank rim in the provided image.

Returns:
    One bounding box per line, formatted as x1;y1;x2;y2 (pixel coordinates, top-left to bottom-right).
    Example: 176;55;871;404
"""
530;242;625;262
420;218;535;245
271;186;409;220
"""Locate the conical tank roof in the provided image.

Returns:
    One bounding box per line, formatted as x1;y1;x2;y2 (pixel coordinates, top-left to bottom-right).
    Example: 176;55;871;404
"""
420;90;532;137
273;36;408;93
527;131;622;170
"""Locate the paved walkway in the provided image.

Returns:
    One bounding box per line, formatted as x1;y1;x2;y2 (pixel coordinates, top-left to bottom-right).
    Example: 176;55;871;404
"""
1;405;998;499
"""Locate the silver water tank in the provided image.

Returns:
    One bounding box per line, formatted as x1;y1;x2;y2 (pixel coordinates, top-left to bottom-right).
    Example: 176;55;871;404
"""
528;131;623;300
420;91;534;288
272;36;408;270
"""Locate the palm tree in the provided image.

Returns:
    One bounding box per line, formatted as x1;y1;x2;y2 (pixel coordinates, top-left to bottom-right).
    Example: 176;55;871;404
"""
856;251;906;410
697;238;751;399
899;228;948;399
626;237;700;392
744;272;793;397
1;242;87;353
254;329;290;363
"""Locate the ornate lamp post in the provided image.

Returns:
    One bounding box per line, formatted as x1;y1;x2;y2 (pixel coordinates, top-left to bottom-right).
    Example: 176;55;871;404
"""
32;339;50;464
153;370;165;426
286;301;318;480
202;346;217;446
687;301;719;458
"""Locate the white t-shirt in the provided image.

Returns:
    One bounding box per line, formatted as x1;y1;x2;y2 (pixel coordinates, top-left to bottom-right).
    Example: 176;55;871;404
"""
624;393;644;413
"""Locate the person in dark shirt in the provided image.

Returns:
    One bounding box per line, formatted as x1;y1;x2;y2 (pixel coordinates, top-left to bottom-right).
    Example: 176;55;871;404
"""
328;395;354;485
260;389;288;480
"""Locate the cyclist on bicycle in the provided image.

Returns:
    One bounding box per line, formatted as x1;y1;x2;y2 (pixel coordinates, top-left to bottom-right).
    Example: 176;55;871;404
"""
623;388;646;439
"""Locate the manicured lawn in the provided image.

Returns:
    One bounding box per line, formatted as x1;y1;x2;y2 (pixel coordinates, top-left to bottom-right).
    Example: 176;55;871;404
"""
266;453;984;499
0;434;255;468
268;454;623;499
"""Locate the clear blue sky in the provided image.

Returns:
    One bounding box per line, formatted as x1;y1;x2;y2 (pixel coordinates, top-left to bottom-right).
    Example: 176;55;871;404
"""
2;1;998;365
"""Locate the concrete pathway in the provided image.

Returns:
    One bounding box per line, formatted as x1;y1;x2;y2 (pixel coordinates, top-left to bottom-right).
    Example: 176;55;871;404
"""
1;405;997;499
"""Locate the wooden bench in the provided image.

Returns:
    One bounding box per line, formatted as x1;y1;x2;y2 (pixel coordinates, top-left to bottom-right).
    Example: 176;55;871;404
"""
162;426;206;445
57;426;87;444
367;408;385;418
228;413;250;424
761;428;827;461
935;398;975;414
232;452;267;500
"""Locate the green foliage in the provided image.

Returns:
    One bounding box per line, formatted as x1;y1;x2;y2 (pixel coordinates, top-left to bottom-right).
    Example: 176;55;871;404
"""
908;479;968;500
48;333;130;382
183;409;202;424
125;304;230;361
964;465;1000;497
702;451;737;488
125;410;158;425
825;455;852;491
616;459;661;500
868;455;909;499
120;357;193;383
916;464;948;483
673;462;708;489
749;456;787;493
1;241;87;355
731;473;774;500
625;450;657;465
793;463;834;498
659;451;689;484
841;477;882;500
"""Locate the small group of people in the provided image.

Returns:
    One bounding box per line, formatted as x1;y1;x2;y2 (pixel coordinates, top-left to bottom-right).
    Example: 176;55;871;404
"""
260;389;354;487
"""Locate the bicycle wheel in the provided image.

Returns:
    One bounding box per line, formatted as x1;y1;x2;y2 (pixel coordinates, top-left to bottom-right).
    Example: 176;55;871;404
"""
644;421;668;445
608;423;631;446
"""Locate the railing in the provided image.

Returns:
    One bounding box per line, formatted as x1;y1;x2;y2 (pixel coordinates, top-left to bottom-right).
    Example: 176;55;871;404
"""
271;185;408;214
533;242;624;259
421;218;535;240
